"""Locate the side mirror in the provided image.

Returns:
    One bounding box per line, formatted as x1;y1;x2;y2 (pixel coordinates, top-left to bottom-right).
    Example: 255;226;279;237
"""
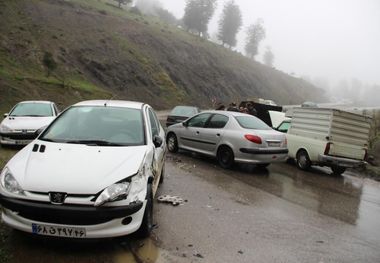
3;113;8;118
182;121;188;127
153;135;163;148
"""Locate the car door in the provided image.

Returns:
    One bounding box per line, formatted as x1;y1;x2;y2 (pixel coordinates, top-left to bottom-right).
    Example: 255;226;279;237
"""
147;107;165;184
201;113;229;153
180;113;212;151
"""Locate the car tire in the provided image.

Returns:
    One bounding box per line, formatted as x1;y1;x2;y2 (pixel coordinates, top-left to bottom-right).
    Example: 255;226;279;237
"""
331;166;346;176
166;133;178;153
296;150;311;171
159;163;165;185
136;184;153;238
257;163;270;169
217;146;235;169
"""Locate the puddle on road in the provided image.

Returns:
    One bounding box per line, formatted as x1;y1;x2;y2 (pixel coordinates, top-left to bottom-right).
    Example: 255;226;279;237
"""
169;152;380;244
114;238;159;263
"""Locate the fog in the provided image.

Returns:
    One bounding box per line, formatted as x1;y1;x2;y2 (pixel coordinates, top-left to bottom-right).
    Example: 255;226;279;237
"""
158;0;380;104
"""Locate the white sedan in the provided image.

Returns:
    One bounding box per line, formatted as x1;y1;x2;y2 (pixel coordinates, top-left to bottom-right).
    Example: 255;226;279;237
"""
0;101;59;145
0;100;166;238
166;111;288;169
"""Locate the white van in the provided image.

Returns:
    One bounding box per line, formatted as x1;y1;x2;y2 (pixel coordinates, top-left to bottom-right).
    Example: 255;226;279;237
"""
287;108;371;175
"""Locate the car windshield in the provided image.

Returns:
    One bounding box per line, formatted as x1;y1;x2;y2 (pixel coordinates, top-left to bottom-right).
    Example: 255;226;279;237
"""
10;103;53;117
40;106;145;146
235;116;271;130
170;106;198;117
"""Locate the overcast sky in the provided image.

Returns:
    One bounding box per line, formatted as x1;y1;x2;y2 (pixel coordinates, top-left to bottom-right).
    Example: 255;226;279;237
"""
162;0;380;87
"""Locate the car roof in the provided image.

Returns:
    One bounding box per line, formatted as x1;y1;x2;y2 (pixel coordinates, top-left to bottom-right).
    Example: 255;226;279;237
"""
73;100;145;109
18;101;54;104
200;110;251;117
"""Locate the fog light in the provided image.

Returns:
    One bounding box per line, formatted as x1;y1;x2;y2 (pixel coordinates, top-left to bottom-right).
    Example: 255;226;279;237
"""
122;217;132;225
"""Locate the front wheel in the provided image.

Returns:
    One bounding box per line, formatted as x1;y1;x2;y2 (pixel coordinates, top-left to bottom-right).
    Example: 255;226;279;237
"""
331;166;346;176
217;146;235;169
136;184;153;238
296;150;311;171
166;133;178;153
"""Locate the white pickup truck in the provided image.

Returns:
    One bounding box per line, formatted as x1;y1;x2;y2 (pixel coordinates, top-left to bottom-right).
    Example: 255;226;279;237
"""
287;108;372;175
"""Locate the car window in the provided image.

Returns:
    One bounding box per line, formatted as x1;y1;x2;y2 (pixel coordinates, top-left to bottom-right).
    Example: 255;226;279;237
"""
187;113;212;128
278;121;291;132
10;103;53;117
148;108;159;138
171;106;198;117
235;116;271;130
207;114;229;129
40;106;145;146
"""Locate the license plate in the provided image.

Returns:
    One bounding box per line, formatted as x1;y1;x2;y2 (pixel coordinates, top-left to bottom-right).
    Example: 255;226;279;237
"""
32;223;86;238
267;142;281;147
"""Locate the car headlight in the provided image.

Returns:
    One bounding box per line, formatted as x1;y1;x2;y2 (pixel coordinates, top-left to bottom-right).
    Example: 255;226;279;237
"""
0;124;12;133
0;168;24;195
94;162;147;207
94;182;131;207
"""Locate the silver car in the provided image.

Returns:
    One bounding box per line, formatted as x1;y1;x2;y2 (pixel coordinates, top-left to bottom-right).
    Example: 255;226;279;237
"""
166;111;288;169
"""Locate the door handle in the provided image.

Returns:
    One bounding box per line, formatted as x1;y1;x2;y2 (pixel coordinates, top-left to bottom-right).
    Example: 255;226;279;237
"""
196;131;200;134
216;133;220;137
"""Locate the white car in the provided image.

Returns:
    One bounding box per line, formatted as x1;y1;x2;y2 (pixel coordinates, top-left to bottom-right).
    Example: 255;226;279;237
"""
0;100;166;238
0;101;59;146
166;111;288;169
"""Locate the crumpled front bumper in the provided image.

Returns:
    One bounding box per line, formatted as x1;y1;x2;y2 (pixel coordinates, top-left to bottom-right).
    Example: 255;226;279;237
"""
0;194;146;238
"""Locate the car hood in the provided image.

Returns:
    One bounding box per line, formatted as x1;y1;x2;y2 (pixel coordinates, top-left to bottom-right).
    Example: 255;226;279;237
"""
1;116;55;131
8;141;148;194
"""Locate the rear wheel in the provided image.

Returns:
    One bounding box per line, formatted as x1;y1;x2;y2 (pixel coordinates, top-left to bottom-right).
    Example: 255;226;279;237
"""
257;163;270;169
166;133;178;153
217;146;235;169
331;166;346;176
136;184;153;238
296;150;311;171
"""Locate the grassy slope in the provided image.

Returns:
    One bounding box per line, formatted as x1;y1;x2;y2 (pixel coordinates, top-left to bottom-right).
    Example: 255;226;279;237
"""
0;0;325;112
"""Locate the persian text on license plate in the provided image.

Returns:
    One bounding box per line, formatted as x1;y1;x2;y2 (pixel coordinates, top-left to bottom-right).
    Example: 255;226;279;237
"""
32;223;86;238
267;142;281;147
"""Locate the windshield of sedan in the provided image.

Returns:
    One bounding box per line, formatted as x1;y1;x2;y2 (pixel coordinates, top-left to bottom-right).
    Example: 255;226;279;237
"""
40;106;145;146
235;116;271;130
10;103;53;117
170;106;198;117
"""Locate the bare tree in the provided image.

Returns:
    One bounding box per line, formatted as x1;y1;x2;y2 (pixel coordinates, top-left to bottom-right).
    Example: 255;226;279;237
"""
218;0;242;48
245;19;266;60
263;46;274;67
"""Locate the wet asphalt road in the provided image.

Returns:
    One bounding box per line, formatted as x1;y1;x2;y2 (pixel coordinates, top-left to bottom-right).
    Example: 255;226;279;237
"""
3;150;380;263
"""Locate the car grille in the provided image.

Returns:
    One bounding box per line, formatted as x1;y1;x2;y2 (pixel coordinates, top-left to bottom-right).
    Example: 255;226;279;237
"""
18;211;120;226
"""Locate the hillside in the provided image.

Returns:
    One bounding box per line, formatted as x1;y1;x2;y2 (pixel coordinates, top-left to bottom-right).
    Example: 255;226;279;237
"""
0;0;325;112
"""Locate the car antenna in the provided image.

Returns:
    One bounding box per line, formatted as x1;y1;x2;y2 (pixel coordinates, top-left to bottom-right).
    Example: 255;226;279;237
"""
104;95;117;107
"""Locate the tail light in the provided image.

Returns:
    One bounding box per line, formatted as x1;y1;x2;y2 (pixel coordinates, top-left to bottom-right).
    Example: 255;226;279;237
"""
244;134;262;144
324;142;332;155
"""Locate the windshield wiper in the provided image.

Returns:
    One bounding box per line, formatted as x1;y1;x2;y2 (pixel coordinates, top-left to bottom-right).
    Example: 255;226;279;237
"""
65;140;125;146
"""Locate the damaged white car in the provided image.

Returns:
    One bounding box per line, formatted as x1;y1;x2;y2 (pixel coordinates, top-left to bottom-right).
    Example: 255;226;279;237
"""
0;100;166;238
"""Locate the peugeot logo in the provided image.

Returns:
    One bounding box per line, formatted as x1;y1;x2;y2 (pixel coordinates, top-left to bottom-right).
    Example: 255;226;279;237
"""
49;192;67;205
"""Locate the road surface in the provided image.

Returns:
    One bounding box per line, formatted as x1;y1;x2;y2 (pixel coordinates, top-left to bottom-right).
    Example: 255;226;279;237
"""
2;148;380;263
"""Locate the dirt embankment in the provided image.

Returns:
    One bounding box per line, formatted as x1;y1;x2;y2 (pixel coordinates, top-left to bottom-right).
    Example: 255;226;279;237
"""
0;0;326;112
